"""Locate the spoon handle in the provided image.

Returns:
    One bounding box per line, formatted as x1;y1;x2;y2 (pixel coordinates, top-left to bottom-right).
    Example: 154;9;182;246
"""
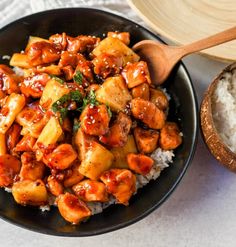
180;26;236;56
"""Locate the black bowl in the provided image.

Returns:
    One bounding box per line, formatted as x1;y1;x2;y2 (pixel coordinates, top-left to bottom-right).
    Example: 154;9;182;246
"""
0;8;198;236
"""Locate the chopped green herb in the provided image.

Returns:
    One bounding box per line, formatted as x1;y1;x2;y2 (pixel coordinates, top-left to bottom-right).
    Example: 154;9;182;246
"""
78;90;99;111
51;91;83;124
50;75;64;84
70;90;82;102
87;90;98;106
59;107;68;120
106;105;112;118
73;119;81;132
51;94;70;113
73;70;83;85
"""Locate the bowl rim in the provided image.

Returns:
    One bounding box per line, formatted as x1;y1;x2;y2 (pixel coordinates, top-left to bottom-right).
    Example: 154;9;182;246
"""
0;7;199;236
200;62;236;172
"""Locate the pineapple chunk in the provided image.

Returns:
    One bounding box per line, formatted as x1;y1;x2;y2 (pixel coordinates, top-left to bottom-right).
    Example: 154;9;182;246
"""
24;64;61;77
34;117;63;160
39;78;70;109
10;53;31;68
12;179;48;206
0;93;25;134
79;141;114;180
96;76;131;112
111;135;137;169
92;37;139;66
35;116;62;147
0;133;6;155
25;36;49;51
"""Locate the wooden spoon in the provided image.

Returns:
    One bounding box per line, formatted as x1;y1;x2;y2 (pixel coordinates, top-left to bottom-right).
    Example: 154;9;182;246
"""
133;26;236;84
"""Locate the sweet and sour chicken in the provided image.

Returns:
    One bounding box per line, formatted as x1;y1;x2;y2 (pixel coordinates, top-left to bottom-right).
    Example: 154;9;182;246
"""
0;31;182;225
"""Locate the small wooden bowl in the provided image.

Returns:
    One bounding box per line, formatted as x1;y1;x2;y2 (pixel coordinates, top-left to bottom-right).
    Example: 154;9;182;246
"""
201;63;236;172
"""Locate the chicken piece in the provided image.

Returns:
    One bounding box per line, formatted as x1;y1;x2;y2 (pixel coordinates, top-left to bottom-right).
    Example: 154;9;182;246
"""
122;61;151;88
159;122;182;150
150;88;169;111
6;123;21;151
67;35;100;53
14;135;36;152
131;98;166;129
74;63;94;86
49;32;67;50
107;32;130;45
63;163;84;187
73;179;108;202
100;168;136;205
0;64;20;94
19;152;45;181
131;83;150;100
86;84;100;93
12;179;48;206
100;112;132;148
62;65;74;81
58;51;78;68
57;193;91;224
20;73;50;98
26;41;60;66
92;53;123;79
0;91;6;100
134;127;159;154
0;154;21;187
43;144;77;170
73;127;95;161
16;101;48;138
127;153;154;175
47;175;64;196
80;104;110;136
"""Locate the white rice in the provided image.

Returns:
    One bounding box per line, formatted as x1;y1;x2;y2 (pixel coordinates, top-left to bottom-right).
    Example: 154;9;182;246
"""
39;205;50;212
12;66;24;76
212;69;236;152
2;55;11;60
4;187;12;193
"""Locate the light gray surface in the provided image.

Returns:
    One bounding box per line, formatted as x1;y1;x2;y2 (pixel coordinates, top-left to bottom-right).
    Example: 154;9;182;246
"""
0;1;235;246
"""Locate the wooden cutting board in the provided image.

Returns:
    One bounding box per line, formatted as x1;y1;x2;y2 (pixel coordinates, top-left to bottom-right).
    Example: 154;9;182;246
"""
127;0;236;61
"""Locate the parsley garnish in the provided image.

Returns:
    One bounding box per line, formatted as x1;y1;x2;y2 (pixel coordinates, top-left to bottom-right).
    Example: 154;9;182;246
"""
106;104;112;118
78;90;99;111
73;119;81;133
73;70;83;85
51;91;82;124
70;90;82;102
50;75;64;84
87;90;98;106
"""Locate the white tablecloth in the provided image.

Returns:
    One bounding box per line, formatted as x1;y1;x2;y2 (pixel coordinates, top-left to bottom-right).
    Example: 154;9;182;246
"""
0;1;235;247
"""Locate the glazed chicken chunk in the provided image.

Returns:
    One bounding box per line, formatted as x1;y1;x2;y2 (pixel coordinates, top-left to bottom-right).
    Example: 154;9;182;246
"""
134;127;159;154
159;122;182;150
131;98;166;129
100;168;136;205
100;112;132;148
80;104;110;136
